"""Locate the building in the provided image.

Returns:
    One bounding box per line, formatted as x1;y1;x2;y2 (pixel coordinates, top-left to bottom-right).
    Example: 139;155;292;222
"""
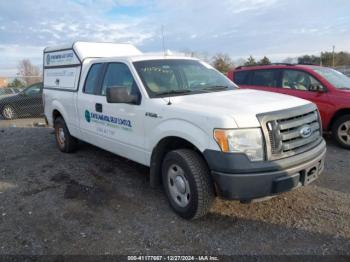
0;77;8;88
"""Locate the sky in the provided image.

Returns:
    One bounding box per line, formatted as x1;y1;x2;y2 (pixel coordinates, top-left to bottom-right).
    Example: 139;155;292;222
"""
0;0;350;76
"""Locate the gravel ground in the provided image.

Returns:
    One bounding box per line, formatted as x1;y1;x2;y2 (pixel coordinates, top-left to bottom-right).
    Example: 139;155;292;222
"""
0;126;349;255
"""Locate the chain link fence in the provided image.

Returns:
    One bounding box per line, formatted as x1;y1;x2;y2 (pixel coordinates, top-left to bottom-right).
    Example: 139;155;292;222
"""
0;77;44;121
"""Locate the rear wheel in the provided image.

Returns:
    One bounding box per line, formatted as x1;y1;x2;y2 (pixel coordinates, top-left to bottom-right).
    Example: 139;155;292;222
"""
162;149;214;219
54;117;78;153
332;115;350;149
2;105;17;120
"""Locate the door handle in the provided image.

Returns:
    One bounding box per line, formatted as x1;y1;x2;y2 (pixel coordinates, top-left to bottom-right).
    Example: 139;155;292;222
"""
95;103;103;113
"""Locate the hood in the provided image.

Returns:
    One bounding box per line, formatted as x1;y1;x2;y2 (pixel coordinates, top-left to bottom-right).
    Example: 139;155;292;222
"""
167;89;311;128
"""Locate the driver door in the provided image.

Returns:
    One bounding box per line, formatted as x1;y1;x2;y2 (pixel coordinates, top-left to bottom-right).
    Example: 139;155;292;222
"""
91;62;146;164
278;69;331;124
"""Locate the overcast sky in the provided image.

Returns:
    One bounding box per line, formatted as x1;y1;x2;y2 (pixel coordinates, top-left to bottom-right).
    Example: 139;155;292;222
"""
0;0;349;76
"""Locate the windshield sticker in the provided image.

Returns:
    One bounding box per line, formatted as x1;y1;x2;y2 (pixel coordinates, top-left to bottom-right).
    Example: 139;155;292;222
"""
85;110;132;132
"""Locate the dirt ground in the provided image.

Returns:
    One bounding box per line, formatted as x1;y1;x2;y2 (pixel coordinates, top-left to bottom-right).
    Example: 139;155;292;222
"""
0;122;349;255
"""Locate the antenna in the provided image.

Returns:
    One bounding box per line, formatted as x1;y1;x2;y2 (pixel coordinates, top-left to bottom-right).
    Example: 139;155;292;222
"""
161;25;165;56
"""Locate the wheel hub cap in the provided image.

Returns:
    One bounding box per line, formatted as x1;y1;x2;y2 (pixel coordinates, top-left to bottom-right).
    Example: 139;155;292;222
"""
175;176;186;194
338;121;350;145
57;128;65;146
167;164;190;208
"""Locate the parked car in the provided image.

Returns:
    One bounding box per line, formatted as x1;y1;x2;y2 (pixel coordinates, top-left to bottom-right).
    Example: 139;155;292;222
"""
0;88;19;98
228;64;350;149
43;42;326;219
0;82;43;120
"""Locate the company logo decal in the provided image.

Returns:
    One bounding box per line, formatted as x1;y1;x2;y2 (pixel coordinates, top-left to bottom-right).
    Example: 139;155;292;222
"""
85;110;91;123
300;125;312;138
84;110;132;130
46;51;75;66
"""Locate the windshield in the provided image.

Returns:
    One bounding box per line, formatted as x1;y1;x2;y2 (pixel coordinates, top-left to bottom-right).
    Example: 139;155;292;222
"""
313;67;350;89
133;59;237;97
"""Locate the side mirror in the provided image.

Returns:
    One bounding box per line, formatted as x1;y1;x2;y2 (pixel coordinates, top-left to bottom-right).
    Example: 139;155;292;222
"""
309;84;326;93
106;86;141;105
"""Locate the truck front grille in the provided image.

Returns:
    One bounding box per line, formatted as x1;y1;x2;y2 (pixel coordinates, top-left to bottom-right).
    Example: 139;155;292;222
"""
258;104;322;160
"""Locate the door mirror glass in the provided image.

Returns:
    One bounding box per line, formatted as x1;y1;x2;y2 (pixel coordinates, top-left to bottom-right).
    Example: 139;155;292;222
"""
309;83;325;92
106;86;140;104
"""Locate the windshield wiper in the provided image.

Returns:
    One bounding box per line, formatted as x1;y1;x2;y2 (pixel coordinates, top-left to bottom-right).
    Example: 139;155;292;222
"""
154;89;192;97
200;85;229;91
338;87;350;90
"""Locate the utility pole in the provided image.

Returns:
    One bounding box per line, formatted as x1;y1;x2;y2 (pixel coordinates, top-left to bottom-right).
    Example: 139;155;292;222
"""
332;45;335;67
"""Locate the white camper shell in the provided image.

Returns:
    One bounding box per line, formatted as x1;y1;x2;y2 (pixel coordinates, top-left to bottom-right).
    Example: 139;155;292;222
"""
43;42;142;91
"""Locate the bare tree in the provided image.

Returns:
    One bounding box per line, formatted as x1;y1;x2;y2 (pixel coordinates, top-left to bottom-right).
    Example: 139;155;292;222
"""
17;59;42;86
211;53;234;74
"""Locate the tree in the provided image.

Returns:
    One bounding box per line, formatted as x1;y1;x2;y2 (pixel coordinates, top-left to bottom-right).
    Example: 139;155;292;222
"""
297;55;320;65
244;55;257;66
7;78;24;88
282;57;296;64
17;59;42;86
181;49;210;62
211;53;234;73
258;56;271;65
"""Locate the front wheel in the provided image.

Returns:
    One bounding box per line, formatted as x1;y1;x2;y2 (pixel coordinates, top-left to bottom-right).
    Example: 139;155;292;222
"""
2;105;17;120
162;149;214;220
332;115;350;149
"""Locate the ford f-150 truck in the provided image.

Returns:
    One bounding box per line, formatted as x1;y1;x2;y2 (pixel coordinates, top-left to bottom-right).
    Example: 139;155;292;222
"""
43;42;326;219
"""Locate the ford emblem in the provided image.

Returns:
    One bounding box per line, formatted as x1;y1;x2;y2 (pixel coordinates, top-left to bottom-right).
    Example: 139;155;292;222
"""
300;125;312;138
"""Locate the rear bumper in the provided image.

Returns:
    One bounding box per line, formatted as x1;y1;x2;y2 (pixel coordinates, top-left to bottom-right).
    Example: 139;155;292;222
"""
207;139;326;200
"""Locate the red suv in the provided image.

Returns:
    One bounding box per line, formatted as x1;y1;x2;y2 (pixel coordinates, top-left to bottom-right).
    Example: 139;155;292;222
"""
228;64;350;149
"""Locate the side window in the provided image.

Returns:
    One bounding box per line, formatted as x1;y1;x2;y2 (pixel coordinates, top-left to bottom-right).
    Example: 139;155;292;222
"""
24;84;42;95
101;63;137;96
234;71;250;85
84;63;102;94
282;70;322;91
251;70;277;87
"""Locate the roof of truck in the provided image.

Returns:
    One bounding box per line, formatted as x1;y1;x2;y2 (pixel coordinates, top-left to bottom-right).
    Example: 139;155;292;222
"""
89;55;199;63
44;41;143;61
44;41;198;64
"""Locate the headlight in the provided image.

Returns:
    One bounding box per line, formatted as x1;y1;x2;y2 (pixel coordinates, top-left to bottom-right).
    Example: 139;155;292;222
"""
213;128;265;161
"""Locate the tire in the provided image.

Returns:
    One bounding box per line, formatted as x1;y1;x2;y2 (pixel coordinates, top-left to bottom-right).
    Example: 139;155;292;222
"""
162;149;214;219
54;117;79;153
332;114;350;149
1;105;17;120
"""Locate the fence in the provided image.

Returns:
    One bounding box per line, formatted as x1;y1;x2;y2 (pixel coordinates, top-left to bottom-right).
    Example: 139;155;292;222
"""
0;77;43;121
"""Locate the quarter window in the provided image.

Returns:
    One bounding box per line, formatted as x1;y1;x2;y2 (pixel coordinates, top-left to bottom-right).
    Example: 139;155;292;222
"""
84;63;102;94
251;70;277;87
282;70;322;91
101;63;136;96
234;71;250;85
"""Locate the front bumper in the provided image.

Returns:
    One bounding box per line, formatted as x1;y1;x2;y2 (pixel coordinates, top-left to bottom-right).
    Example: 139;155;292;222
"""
204;139;326;200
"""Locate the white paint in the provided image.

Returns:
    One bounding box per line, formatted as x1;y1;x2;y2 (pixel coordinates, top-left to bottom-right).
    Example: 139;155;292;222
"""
44;67;80;90
43;42;313;168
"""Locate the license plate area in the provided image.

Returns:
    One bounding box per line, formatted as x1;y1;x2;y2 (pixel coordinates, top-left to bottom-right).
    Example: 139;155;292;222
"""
301;160;323;185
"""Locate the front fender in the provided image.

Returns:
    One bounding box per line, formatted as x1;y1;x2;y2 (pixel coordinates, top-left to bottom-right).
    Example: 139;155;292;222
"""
148;118;210;160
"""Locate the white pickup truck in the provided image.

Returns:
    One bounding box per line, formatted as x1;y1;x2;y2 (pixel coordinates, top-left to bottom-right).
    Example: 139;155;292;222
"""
43;42;326;219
